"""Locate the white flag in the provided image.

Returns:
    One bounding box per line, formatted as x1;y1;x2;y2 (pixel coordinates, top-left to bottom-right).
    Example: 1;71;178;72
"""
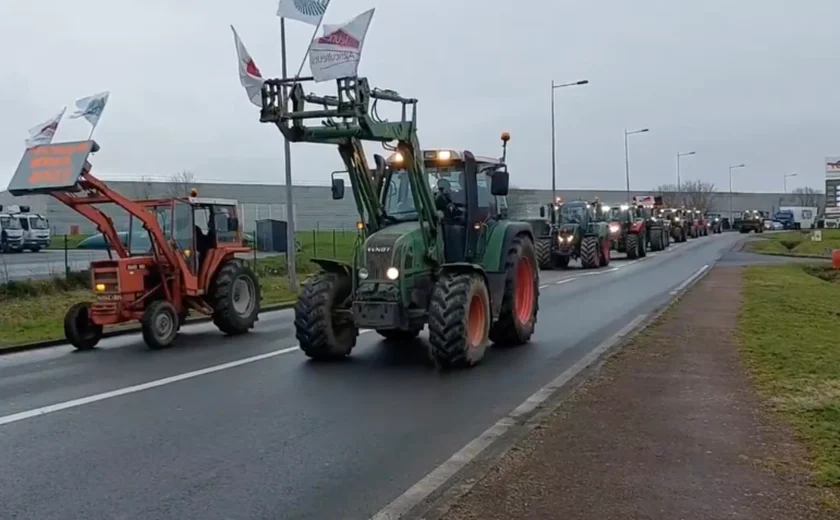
68;91;110;128
25;108;66;149
230;25;264;107
277;0;330;26
309;8;375;83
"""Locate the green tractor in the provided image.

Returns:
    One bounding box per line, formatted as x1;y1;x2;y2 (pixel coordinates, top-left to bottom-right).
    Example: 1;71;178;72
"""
539;200;612;269
260;76;540;368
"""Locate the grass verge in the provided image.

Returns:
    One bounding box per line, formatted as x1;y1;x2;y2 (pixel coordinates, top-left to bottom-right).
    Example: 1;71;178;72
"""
740;263;840;488
747;229;840;257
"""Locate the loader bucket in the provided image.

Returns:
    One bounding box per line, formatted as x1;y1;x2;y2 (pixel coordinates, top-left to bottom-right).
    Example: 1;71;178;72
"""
7;140;98;196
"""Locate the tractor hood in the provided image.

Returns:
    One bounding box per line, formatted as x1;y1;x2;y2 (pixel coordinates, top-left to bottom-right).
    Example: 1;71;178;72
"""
558;222;579;235
360;221;422;280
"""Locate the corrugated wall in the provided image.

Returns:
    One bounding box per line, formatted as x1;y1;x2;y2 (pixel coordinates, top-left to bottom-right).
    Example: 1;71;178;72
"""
0;181;823;235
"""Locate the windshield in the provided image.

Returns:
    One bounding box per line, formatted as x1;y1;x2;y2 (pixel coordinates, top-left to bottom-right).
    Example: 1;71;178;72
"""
560;204;587;224
607;208;627;221
29;216;49;229
0;216;22;229
383;166;482;221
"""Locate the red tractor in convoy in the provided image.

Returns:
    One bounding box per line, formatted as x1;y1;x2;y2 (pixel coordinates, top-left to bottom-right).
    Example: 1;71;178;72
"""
688;209;708;238
6;140;262;350
605;203;647;258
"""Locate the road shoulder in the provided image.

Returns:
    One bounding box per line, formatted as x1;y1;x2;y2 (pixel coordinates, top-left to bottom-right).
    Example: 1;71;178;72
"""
440;266;834;520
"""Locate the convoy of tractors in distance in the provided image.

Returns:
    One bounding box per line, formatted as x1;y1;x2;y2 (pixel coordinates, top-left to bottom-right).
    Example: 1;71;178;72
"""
534;194;719;271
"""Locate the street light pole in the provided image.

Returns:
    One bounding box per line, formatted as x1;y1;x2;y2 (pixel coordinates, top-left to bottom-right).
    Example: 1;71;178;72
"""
676;151;696;198
784;172;798;193
550;79;589;202
624;128;650;202
729;163;746;222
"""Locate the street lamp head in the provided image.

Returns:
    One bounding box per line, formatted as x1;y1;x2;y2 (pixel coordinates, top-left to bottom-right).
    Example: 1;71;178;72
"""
576;80;589;85
786;172;798;177
731;163;745;169
686;151;695;155
639;128;650;133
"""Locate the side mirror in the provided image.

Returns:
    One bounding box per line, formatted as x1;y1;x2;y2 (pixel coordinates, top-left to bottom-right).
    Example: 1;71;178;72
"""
331;177;345;200
227;217;239;232
539;206;546;218
491;170;509;196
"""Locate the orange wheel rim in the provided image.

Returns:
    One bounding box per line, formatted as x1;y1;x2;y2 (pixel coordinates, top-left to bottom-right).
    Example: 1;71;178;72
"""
467;293;486;348
514;257;535;324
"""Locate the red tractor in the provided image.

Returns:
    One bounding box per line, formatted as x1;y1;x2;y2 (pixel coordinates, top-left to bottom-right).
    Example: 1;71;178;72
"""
605;203;646;258
688;209;708;238
7;140;261;350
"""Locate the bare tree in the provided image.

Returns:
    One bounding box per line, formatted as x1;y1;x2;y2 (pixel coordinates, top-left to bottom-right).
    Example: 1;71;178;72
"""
655;184;680;207
789;186;822;207
166;170;196;197
680;180;718;210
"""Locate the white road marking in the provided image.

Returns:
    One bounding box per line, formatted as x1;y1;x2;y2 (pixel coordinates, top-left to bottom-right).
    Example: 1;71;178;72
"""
0;331;373;427
539;284;549;289
670;264;709;295
555;278;577;285
371;314;648;520
623;260;639;267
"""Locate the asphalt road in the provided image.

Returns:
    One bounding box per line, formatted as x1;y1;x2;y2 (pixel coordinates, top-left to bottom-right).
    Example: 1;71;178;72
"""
0;232;745;520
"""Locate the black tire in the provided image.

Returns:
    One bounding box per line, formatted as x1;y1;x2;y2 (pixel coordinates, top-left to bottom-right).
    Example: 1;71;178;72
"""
428;273;491;368
580;236;599;268
294;272;357;360
377;328;422;341
64;302;103;351
489;233;539;346
651;231;662;251
210;259;261;336
625;234;639;259
535;237;552;270
663;230;670;247
141;300;179;350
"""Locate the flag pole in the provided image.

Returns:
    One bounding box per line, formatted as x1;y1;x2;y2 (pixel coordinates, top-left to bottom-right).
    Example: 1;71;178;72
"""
280;16;298;291
281;16;326;109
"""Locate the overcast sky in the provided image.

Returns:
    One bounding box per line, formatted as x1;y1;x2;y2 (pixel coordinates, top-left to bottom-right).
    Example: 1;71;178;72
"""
1;0;838;193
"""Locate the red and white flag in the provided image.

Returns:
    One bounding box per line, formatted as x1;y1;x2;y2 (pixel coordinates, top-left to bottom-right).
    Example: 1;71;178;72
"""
308;8;375;83
25;108;66;149
230;25;264;107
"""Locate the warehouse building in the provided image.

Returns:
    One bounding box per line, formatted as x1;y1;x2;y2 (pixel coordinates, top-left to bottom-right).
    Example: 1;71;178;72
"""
0;180;822;235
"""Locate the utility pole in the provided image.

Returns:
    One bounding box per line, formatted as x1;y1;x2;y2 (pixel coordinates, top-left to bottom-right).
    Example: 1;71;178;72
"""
550;79;588;202
280;18;297;291
624;128;649;202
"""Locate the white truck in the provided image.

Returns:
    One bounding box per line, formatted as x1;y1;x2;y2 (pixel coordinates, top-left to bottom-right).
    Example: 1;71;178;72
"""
5;205;51;251
779;206;818;229
0;205;25;253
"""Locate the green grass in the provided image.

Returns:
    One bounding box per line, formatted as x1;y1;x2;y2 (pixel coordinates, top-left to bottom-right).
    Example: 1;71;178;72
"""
740;264;840;487
46;234;90;249
748;229;840;258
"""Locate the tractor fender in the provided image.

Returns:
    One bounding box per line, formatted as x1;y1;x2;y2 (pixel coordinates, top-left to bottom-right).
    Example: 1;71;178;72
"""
629;221;645;234
310;258;353;279
485;222;534;273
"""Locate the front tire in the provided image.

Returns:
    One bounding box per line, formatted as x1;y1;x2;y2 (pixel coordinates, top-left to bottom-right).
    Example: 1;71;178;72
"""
536;237;552;270
141;300;179;350
580;236;600;268
490;234;539;346
295;272;358;360
210;260;261;336
428;273;491;368
625;234;639;259
64;302;103;351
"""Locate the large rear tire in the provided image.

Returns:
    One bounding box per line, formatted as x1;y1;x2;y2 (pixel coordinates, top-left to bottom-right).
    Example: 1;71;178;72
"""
64;302;103;351
650;230;662;251
580;236;599;268
295;272;358;360
141;300;179;350
490;234;539;346
428;273;490;369
625;234;639;259
535;237;552;270
210;260;260;336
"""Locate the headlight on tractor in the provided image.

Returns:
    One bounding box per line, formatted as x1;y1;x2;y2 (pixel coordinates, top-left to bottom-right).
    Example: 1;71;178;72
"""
358;268;369;280
95;283;106;292
386;267;399;280
609;224;620;233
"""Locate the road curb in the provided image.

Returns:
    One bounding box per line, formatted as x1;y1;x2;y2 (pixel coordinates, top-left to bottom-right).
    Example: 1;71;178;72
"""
392;261;719;520
0;300;297;356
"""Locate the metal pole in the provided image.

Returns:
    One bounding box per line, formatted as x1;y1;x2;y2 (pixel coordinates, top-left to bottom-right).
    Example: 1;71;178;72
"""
729;166;733;223
784;175;787;194
624;130;631;202
550;80;556;202
676;153;681;192
280;18;297;291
